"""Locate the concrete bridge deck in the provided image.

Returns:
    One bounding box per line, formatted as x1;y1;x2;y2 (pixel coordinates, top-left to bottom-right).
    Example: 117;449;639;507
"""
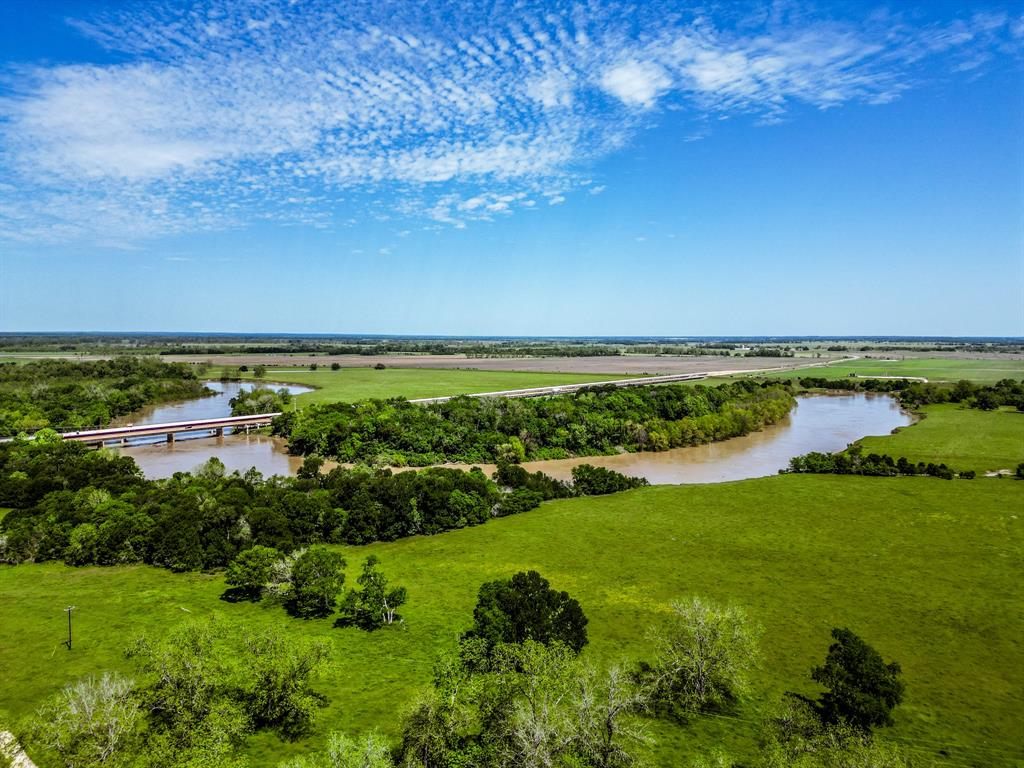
60;412;283;444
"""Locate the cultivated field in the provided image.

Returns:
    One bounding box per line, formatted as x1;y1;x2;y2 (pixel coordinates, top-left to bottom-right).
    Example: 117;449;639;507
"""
1;408;1022;767
239;367;641;405
194;354;815;376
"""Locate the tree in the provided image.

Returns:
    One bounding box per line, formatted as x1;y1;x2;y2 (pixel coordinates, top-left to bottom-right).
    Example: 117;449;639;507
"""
758;694;911;768
25;672;140;768
124;617;331;765
641;597;761;716
224;545;281;599
496;436;526;464
124;619;250;766
290;547;346;618
338;555;408;629
330;363;342;371
297;455;325;481
570;464;648;496
281;731;394;768
811;628;904;731
491;640;582;767
253;365;267;379
574;665;650;768
243;628;331;739
466;570;588;653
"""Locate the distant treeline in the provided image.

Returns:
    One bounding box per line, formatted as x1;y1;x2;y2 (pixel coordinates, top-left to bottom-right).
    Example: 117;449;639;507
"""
158;342;739;357
786;446;974;480
797;377;1024;409
275;381;796;465
0;358;208;436
0;436;645;569
744;347;795;358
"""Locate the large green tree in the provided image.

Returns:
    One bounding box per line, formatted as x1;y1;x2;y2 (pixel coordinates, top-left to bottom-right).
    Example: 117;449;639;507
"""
243;629;331;739
811;628;904;731
224;545;281;599
289;547;347;618
466;570;588;653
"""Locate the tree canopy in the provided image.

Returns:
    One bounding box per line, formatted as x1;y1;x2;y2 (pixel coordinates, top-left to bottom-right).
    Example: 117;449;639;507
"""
466;570;589;654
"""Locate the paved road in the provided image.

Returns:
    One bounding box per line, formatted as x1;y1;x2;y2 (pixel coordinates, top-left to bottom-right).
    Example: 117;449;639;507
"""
406;359;861;404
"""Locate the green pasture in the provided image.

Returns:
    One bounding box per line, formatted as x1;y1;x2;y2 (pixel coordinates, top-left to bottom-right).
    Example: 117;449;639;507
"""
756;357;1024;384
235;367;637;405
1;474;1021;767
857;404;1023;473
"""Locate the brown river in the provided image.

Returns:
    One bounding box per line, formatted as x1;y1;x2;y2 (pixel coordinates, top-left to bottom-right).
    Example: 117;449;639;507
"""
117;389;912;484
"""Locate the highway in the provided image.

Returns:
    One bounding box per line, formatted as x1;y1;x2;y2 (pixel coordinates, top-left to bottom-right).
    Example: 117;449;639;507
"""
407;372;711;404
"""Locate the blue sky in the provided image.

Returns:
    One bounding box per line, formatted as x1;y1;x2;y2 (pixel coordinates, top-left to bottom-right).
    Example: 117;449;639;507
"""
0;0;1021;336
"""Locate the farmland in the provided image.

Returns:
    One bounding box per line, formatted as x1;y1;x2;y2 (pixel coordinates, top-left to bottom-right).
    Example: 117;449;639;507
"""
237;367;640;406
761;357;1024;385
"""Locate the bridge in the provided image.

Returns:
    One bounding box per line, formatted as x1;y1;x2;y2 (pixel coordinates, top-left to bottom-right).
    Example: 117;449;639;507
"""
59;413;283;445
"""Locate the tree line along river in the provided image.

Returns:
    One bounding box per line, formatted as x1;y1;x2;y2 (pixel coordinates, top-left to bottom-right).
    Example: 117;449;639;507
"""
114;381;912;483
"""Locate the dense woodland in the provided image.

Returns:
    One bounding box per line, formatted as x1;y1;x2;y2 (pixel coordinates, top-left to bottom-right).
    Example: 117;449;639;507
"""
0;358;208;436
276;380;795;465
0;435;643;570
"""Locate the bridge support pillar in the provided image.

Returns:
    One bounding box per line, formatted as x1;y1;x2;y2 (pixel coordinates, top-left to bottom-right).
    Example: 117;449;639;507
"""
215;427;224;437
167;432;174;444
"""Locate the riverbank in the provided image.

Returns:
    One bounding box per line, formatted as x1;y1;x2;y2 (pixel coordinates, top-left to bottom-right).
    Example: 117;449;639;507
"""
116;389;910;482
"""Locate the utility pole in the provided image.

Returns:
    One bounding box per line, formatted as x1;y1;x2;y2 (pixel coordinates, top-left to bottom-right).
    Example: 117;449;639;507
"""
64;605;75;650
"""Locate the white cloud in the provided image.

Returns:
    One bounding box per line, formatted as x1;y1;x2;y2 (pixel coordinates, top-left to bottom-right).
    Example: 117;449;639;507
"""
600;60;671;107
0;0;1019;244
525;70;573;108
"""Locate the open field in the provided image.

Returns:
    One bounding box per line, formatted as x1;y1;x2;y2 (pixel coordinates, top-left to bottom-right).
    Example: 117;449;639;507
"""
238;367;643;405
1;473;1021;767
754;357;1024;384
206;354;817;376
858;404;1024;473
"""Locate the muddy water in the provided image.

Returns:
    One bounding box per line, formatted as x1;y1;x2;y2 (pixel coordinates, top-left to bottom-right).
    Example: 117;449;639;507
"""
119;391;910;484
115;381;312;478
430;394;912;484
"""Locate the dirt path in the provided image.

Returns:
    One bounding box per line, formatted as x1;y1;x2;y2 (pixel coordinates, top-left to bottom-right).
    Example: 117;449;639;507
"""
0;732;36;768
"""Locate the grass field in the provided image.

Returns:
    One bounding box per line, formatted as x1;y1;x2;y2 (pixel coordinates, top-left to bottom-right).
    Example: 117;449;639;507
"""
858;405;1024;474
1;474;1021;767
234;367;638;405
752;357;1024;384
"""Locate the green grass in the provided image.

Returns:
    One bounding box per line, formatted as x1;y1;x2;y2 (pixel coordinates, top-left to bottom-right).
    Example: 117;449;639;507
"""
236;367;637;406
1;475;1021;767
858;405;1024;473
753;357;1024;384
